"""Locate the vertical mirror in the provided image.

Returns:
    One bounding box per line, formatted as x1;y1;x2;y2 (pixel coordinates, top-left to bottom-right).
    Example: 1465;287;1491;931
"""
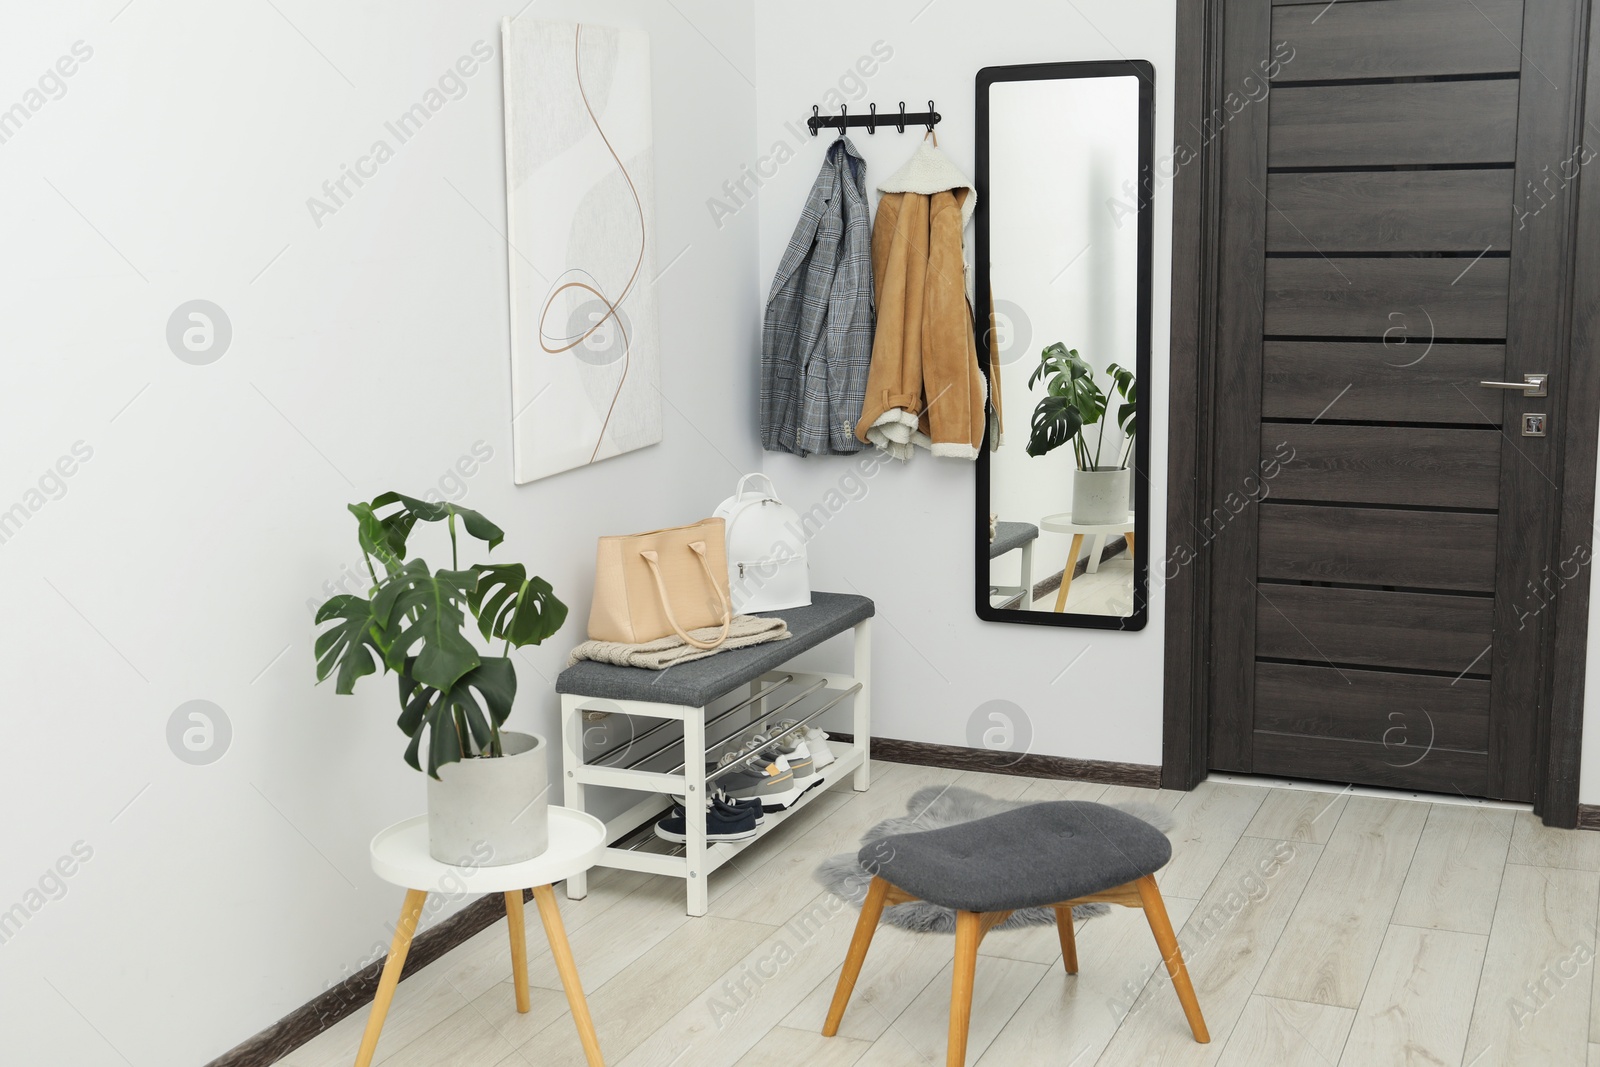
974;61;1154;630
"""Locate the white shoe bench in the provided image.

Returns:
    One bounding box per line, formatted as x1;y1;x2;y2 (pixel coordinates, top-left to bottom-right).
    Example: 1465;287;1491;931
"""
556;592;874;916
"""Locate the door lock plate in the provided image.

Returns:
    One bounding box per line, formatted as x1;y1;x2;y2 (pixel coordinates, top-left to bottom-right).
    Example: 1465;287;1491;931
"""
1523;413;1548;437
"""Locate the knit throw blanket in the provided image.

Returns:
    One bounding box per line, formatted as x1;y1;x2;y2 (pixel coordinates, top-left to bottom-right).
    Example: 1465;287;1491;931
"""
566;615;790;670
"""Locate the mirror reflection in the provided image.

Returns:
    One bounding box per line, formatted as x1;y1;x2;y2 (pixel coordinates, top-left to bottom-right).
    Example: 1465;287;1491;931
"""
978;65;1151;628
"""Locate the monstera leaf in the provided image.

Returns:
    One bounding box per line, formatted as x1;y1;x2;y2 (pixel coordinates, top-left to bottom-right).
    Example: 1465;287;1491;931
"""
469;563;569;648
1026;342;1118;465
348;501;408;577
369;492;504;561
396;657;518;777
370;559;481;691
1107;361;1138;437
313;595;382;694
1026;395;1086;458
1028;343;1092;389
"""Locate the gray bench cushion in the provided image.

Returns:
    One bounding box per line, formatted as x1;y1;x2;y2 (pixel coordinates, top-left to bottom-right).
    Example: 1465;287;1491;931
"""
555;592;874;708
860;801;1171;913
989;521;1039;560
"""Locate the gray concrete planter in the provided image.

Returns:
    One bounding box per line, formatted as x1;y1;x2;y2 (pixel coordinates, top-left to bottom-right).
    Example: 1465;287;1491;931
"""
425;731;549;866
1073;466;1132;525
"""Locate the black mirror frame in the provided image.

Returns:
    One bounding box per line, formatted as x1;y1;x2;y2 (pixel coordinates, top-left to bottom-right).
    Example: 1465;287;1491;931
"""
974;59;1156;631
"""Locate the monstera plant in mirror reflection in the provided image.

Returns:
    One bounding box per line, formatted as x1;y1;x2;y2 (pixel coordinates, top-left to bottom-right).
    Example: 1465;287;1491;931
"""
1025;342;1137;524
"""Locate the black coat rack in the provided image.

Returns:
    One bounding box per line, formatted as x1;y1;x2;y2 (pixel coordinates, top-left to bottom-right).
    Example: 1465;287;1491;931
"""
808;100;940;136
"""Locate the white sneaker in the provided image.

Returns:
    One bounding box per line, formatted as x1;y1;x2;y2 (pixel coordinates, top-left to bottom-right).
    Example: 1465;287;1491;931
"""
805;728;836;769
773;719;835;770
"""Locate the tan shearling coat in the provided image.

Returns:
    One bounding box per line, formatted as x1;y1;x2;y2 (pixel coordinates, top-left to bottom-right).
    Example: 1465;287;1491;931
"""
854;143;987;460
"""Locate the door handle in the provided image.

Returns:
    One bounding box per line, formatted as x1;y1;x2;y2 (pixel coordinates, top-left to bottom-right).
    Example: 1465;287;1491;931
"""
1479;373;1548;397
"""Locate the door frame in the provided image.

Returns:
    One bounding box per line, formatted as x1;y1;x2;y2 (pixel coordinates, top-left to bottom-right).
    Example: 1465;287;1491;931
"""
1163;0;1600;826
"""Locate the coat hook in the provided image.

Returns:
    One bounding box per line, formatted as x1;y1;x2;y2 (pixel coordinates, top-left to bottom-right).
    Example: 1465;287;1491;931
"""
868;102;877;134
897;101;906;134
926;100;936;132
810;104;819;137
838;103;847;138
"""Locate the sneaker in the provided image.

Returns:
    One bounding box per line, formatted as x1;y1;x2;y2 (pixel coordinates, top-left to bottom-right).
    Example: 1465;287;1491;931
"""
747;732;815;779
805;728;836;769
654;802;758;843
712;794;763;824
772;720;836;771
712;752;802;809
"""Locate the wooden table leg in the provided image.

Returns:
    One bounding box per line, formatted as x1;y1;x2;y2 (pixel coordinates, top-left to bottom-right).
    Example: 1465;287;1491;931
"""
505;891;531;1013
1136;874;1209;1043
1053;534;1085;613
533;884;604;1066
354;888;427;1067
1053;905;1079;975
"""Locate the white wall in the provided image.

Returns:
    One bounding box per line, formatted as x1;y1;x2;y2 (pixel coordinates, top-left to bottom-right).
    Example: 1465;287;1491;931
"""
753;0;1176;764
0;1;760;1063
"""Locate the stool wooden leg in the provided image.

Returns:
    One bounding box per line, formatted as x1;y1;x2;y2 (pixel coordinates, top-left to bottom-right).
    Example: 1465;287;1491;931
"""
824;876;890;1036
354;888;427;1067
1053;905;1079;975
1053;534;1085;612
1125;531;1135;559
1136;874;1209;1043
948;910;982;1067
505;891;531;1013
532;884;605;1066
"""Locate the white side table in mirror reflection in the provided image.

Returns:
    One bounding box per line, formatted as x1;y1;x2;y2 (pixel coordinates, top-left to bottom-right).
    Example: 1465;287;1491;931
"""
1039;511;1136;616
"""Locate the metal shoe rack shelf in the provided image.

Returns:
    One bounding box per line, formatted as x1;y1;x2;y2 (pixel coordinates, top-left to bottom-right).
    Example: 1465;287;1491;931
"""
556;594;873;916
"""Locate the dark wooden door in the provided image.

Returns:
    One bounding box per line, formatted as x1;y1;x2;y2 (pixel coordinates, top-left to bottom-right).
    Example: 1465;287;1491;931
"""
1208;0;1589;801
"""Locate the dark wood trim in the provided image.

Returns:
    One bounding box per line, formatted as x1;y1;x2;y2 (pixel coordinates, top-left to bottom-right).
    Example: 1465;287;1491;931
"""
1163;0;1227;789
1545;0;1600;828
1207;0;1274;774
202;890;528;1067
1488;0;1589;805
833;732;1161;788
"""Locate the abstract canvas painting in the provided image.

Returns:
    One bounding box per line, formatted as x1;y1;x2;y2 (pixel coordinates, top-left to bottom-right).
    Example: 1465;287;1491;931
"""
502;17;661;484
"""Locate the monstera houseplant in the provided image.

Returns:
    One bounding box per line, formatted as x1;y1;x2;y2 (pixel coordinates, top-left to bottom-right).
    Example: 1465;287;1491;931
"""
1026;342;1137;525
313;493;568;865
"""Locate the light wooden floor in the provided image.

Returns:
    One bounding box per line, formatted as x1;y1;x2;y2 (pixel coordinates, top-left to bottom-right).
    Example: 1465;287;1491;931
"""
277;762;1600;1067
992;555;1134;616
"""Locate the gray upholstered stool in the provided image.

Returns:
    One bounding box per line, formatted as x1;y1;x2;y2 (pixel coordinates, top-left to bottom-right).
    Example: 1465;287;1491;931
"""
821;801;1209;1066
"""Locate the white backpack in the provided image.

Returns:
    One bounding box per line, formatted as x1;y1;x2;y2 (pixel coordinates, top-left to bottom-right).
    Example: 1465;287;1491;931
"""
712;474;812;614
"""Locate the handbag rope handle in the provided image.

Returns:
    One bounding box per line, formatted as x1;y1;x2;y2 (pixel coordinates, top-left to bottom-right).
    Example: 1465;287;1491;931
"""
639;542;733;651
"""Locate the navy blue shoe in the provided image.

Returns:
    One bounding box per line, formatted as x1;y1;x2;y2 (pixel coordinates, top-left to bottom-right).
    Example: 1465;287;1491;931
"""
714;793;765;823
654;802;758;843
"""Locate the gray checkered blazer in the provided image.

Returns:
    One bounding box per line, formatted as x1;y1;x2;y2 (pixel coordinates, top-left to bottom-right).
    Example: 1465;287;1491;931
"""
760;137;874;456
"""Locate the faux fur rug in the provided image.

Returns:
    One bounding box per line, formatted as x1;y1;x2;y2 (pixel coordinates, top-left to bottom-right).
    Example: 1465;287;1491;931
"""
813;785;1176;934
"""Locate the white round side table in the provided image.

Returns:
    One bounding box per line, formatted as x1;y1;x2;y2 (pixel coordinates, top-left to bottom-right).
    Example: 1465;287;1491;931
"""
1038;512;1136;613
356;807;608;1067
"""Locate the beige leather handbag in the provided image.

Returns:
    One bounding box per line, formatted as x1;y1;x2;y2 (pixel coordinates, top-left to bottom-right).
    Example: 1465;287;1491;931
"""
587;518;733;650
